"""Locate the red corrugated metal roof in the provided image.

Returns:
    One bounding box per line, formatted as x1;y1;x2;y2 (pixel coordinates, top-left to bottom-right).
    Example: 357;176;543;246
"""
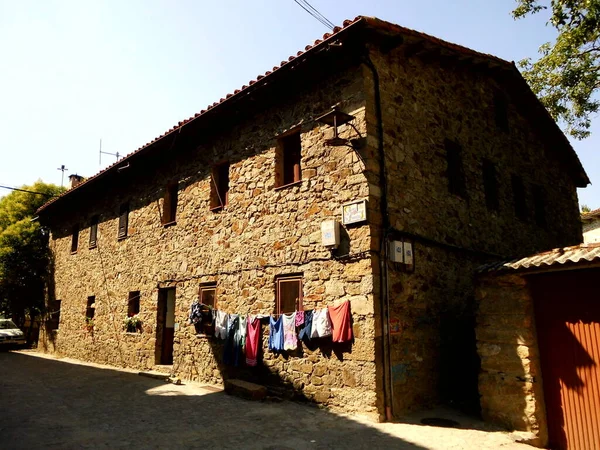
480;242;600;273
36;15;588;214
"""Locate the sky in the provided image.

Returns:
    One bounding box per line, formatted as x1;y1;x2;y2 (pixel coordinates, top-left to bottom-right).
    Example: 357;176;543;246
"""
0;0;598;208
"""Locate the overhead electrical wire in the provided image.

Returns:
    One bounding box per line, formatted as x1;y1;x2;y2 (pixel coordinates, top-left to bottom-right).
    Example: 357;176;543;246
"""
292;0;335;30
0;185;57;197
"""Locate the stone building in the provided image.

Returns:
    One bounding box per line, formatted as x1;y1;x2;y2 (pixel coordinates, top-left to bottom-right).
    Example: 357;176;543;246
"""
582;208;600;243
37;17;588;422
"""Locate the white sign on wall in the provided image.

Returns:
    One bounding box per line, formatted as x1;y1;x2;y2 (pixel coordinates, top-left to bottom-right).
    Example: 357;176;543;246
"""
342;199;367;225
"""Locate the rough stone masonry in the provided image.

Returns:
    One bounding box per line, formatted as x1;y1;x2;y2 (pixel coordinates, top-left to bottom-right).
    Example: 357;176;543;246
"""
37;17;586;423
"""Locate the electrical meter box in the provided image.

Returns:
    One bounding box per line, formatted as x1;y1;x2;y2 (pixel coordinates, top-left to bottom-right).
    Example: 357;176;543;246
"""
321;220;340;248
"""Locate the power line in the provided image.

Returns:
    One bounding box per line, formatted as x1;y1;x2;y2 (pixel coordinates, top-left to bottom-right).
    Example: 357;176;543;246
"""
298;0;335;28
292;0;335;30
0;185;58;197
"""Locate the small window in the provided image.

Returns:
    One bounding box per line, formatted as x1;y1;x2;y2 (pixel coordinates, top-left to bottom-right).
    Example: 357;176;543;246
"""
196;283;216;335
445;139;467;198
276;132;302;187
482;160;499;211
533;185;547;228
128;291;140;317
199;283;216;308
210;163;230;211
494;92;509;132
71;225;79;254
275;274;303;315
163;183;178;225
89;216;99;249
49;300;61;331
86;296;95;320
512;175;527;220
118;203;129;239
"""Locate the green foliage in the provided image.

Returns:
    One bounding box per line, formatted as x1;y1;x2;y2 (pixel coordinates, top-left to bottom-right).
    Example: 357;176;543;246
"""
123;315;142;333
581;204;591;212
513;0;600;139
0;182;65;325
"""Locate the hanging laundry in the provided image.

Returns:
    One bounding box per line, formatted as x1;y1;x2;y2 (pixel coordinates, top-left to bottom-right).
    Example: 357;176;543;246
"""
283;312;297;351
298;310;313;341
213;310;228;340
239;315;247;351
311;308;332;338
295;310;305;327
268;315;284;352
189;300;203;325
224;314;240;366
245;315;261;366
328;300;353;343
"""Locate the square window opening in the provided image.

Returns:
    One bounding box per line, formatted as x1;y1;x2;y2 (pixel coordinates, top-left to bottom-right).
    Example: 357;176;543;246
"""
163;183;178;224
118;203;129;239
210;163;230;211
276;132;302;188
482;160;499;211
275;274;303;315
86;296;95;320
445;139;467;198
89;215;99;249
49;300;61;331
71;225;79;253
128;291;140;317
195;283;216;335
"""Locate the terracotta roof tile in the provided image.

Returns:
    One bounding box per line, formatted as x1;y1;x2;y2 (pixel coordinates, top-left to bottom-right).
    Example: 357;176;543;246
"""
37;15;586;214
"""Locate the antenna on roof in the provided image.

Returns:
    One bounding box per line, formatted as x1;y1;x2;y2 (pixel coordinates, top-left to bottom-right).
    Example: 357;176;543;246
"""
98;139;120;167
57;165;68;187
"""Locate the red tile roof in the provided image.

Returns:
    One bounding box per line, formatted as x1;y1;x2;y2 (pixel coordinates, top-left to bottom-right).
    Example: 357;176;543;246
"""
36;16;589;214
582;208;600;221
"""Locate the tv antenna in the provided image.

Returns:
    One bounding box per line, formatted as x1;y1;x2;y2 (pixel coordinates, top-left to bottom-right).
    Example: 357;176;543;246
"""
57;165;68;187
98;139;120;166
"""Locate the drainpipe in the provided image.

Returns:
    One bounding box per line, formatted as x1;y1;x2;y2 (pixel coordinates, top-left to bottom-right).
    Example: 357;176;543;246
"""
362;48;394;421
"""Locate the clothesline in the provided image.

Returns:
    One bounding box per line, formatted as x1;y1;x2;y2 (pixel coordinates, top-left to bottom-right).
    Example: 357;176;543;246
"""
188;300;353;367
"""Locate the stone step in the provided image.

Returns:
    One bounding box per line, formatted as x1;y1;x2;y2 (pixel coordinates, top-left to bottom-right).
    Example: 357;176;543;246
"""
224;379;267;401
138;370;171;381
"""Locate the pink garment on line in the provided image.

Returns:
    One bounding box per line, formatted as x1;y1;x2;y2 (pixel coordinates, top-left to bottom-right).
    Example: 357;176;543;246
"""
283;312;297;351
295;310;305;327
245;315;261;366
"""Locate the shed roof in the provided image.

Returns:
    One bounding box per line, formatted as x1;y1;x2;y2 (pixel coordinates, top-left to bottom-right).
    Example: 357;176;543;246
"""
582;208;600;222
479;242;600;274
36;16;589;215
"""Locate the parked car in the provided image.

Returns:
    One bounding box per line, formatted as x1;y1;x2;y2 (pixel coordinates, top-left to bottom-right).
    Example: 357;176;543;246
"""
0;319;27;349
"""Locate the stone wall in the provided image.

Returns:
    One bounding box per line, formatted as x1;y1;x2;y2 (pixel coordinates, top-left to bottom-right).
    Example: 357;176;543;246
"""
475;274;547;447
41;64;383;420
364;44;582;416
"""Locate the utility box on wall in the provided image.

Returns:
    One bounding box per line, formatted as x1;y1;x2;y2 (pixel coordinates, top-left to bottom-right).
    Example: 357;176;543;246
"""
321;220;340;248
389;239;415;271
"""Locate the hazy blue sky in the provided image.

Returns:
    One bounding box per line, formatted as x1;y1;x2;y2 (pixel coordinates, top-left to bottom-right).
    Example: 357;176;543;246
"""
0;0;597;207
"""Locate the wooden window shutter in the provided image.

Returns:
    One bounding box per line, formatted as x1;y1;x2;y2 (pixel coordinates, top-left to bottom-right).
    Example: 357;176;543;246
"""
89;216;98;248
118;203;129;239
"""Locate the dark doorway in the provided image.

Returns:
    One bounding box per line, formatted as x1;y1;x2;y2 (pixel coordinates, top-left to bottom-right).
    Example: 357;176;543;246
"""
156;288;176;365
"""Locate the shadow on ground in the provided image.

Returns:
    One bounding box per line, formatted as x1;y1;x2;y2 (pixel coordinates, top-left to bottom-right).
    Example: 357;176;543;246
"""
0;351;427;450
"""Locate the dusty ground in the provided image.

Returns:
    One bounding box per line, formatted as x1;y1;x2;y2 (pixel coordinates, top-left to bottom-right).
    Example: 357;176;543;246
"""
0;351;534;450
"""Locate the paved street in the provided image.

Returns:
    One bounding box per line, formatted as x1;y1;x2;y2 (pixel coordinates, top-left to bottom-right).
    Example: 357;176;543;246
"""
0;351;532;450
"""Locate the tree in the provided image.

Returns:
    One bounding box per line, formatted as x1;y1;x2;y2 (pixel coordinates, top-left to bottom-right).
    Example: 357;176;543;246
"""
513;0;600;139
0;182;65;327
581;204;591;212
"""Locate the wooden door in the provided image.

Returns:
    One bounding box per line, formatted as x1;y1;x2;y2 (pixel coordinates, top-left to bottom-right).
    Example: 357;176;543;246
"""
532;270;600;450
157;288;175;365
